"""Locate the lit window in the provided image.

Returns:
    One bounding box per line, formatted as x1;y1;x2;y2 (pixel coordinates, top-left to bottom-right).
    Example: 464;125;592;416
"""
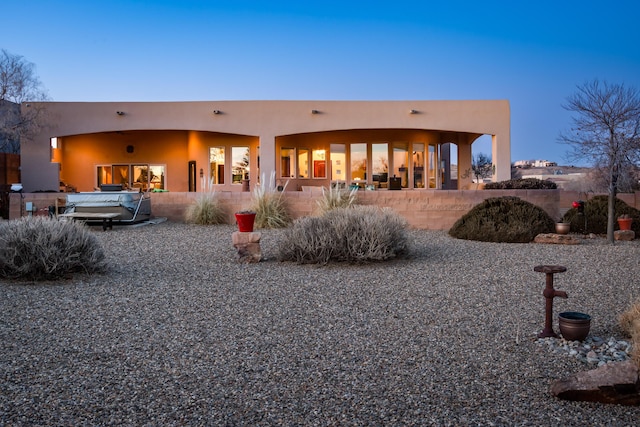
280;148;296;178
312;149;326;178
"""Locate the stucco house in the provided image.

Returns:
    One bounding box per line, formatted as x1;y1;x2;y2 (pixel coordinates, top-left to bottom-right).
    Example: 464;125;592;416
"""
20;100;510;194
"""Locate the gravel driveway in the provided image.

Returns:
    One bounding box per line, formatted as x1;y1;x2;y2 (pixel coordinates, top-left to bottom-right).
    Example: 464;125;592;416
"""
2;222;640;426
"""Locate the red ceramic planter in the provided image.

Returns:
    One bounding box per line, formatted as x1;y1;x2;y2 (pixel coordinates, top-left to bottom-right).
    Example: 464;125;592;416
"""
235;212;256;232
618;218;633;231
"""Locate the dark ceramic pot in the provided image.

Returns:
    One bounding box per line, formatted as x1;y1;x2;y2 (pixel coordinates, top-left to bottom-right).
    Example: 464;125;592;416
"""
558;311;591;341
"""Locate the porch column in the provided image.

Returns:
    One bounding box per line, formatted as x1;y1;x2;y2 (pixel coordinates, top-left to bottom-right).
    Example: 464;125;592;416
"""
458;143;472;189
258;134;276;183
492;133;511;182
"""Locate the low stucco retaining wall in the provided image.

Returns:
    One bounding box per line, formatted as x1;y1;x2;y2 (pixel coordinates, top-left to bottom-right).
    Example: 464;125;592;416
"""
11;189;638;230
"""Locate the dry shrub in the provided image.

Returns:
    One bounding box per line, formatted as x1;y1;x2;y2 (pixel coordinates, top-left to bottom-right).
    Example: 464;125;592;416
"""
449;196;555;243
278;206;409;264
0;216;107;280
619;300;640;368
185;192;226;225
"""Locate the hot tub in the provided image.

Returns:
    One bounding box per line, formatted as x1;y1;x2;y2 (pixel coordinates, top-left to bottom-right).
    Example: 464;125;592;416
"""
65;191;152;223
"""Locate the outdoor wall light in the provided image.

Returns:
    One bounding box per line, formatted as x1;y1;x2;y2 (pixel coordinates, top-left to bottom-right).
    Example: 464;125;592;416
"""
116;111;125;116
311;109;320;114
213;110;222;115
409;109;418;114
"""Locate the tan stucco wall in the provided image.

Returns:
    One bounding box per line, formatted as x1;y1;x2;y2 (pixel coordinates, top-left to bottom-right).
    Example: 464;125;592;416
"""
12;190;640;229
21;100;510;192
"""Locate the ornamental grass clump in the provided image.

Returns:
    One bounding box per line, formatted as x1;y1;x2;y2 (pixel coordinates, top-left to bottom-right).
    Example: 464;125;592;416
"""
315;185;358;214
185;190;226;225
0;216;107;280
251;171;290;229
449;196;555;243
619;300;640;368
278;205;409;264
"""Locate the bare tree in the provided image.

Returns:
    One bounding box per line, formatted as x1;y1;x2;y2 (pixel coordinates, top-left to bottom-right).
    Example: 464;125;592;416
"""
559;80;640;243
0;49;49;153
472;153;493;180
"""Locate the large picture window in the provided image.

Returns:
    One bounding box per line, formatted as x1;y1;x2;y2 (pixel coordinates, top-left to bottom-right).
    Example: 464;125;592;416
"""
96;164;165;191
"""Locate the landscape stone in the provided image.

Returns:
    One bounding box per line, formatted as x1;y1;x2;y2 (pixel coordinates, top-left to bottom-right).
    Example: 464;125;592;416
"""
232;231;262;263
614;230;635;241
533;233;581;245
550;360;640;405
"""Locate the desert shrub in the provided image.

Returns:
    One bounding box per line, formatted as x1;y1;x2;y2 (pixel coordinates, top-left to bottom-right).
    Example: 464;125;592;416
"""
561;195;640;235
185;192;226;225
619;300;640;368
316;185;358;214
449;196;555;242
484;178;557;190
278;205;409;264
0;216;107;280
251;171;290;229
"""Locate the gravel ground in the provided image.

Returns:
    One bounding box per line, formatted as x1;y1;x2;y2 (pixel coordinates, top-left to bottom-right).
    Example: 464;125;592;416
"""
2;221;640;426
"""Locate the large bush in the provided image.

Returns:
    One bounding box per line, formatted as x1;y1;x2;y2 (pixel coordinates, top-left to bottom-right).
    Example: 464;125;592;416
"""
561;195;640;235
449;196;555;242
0;216;107;280
278;206;409;264
484;178;557;190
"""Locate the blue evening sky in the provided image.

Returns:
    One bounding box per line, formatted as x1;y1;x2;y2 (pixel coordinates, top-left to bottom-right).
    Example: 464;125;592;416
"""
2;0;639;165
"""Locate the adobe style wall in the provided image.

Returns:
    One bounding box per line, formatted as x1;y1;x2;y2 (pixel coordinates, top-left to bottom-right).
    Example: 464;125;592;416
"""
12;189;638;230
21;100;511;193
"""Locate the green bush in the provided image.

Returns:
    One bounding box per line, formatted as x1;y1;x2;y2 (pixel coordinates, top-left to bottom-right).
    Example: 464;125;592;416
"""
0;216;107;280
316;185;358;214
449;196;555;242
561;195;640;235
484;178;557;190
185;192;227;225
278;206;409;264
251;172;290;229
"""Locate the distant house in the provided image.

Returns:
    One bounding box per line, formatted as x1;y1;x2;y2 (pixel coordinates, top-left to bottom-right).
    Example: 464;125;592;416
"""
513;160;532;169
533;159;557;168
514;159;557;168
19;100;511;193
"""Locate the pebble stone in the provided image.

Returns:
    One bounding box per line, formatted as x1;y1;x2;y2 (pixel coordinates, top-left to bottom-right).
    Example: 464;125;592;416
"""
2;223;640;425
536;336;632;367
